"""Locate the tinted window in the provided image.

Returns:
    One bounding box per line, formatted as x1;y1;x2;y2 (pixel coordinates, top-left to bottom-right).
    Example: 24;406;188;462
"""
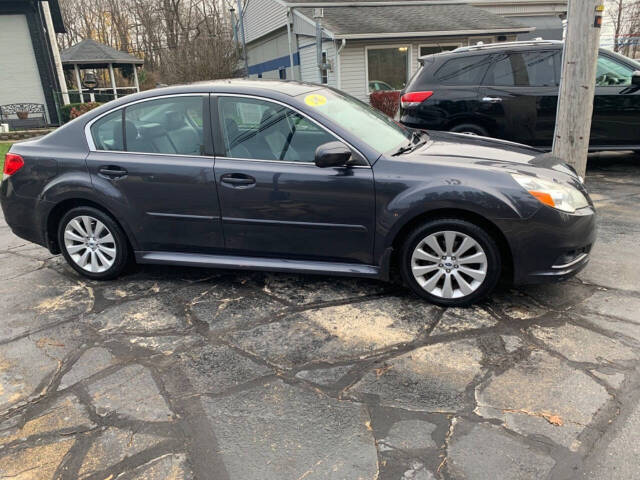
218;97;337;162
524;51;559;86
435;55;493;85
596;55;635;86
91;109;124;151
484;51;559;87
124;96;205;155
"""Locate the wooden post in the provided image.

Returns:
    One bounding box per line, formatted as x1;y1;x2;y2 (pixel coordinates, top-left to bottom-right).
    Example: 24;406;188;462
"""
552;0;604;178
108;63;118;99
133;65;140;92
74;64;84;103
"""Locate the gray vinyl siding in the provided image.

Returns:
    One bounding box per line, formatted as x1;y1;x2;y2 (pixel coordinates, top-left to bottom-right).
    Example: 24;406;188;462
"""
298;36;337;87
244;0;288;44
247;29;299;80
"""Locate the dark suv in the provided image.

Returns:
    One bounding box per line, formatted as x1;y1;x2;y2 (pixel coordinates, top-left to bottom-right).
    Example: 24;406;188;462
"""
399;40;640;150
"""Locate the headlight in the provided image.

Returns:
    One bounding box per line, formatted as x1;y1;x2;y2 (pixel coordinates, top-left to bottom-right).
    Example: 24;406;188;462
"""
511;173;588;213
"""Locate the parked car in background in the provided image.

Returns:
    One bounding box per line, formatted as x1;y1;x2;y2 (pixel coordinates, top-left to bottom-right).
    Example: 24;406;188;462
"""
1;80;595;307
399;40;640;151
369;80;395;92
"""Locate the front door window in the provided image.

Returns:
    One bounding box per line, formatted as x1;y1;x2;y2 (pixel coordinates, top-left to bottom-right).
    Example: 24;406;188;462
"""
218;96;337;162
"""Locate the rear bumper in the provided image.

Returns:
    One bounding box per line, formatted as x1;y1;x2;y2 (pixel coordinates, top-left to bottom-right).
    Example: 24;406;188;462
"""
496;205;596;285
0;179;50;248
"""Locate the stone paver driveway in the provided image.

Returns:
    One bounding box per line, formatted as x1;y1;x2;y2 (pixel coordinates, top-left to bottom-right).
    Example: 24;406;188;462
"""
1;153;639;480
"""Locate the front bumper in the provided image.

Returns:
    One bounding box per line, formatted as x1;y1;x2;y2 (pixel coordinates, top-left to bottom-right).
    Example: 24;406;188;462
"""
496;204;596;285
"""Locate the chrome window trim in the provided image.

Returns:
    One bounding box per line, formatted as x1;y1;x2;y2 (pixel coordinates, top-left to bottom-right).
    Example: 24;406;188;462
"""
214;93;371;168
214;155;371;169
84;93;209;152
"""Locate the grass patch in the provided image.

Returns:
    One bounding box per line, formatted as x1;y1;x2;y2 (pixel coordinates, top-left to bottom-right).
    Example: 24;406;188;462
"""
0;142;12;175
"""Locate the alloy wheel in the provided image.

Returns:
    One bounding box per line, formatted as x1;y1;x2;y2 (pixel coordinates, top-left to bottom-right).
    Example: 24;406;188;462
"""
410;230;488;299
63;215;117;273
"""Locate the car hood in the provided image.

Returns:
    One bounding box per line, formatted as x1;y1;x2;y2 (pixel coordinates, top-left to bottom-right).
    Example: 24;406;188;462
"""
408;130;579;178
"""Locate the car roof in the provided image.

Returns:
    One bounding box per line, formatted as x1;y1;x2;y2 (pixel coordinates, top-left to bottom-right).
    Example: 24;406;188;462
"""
418;40;564;61
146;79;323;97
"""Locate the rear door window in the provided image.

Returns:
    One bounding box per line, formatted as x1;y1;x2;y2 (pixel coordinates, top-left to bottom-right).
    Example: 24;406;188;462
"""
435;55;493;85
484;51;559;87
123;96;205;155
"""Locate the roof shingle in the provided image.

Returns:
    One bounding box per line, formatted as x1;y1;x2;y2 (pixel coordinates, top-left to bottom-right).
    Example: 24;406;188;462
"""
297;4;530;37
60;39;144;66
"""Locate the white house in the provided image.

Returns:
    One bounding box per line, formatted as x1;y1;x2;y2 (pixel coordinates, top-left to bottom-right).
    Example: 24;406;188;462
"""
240;0;568;101
0;0;67;125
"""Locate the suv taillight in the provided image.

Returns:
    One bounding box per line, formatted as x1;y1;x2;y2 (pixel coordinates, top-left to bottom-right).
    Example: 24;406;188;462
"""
4;153;24;177
401;91;433;108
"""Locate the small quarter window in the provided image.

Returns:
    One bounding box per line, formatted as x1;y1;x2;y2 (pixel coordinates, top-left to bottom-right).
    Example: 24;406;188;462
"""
90;109;124;151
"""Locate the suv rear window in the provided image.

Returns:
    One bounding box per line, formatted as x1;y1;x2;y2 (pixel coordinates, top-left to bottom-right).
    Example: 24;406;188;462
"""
435;55;493;85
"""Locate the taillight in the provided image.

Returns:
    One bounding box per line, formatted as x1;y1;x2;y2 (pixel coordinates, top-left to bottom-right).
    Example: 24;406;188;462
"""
4;153;24;177
401;91;433;108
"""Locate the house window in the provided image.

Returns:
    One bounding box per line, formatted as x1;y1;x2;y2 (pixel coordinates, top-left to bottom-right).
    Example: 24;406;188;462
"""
279;67;286;80
366;45;409;92
419;43;461;57
321;51;328;84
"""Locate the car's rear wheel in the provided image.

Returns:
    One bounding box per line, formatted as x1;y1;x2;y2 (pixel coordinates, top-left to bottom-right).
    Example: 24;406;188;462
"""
58;206;129;280
399;219;501;307
449;123;488;136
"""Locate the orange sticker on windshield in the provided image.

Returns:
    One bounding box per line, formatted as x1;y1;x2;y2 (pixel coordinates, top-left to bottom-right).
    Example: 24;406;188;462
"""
305;94;327;107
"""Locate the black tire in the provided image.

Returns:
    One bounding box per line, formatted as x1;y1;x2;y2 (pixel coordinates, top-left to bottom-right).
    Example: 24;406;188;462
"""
399;218;501;307
449;123;488;136
58;206;130;280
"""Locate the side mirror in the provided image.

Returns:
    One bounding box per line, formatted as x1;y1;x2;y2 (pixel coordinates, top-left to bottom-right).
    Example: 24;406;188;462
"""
632;71;640;87
315;141;352;168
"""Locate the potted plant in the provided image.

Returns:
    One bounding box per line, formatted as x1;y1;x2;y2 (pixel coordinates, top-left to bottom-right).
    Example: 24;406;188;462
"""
16;110;29;120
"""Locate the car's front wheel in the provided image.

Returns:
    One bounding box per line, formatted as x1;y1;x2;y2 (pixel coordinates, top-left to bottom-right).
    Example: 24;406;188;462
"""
58;206;130;280
400;219;501;307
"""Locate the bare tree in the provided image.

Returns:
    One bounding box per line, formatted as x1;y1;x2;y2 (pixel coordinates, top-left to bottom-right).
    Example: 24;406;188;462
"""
607;0;640;57
58;0;240;87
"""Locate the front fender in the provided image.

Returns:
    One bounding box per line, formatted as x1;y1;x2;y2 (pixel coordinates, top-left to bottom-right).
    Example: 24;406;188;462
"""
372;165;542;261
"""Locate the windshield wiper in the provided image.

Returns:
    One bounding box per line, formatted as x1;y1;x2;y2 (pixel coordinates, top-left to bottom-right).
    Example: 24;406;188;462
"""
391;142;415;156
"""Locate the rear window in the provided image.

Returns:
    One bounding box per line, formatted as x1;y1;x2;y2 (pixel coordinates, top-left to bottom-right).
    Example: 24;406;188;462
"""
435;55;493;85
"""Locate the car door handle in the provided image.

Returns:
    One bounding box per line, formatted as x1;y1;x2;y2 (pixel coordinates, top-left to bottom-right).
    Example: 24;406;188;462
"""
482;96;503;103
220;173;256;187
98;165;128;179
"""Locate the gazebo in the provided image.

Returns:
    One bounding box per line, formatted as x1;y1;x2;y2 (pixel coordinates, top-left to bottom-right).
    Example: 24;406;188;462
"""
60;39;144;103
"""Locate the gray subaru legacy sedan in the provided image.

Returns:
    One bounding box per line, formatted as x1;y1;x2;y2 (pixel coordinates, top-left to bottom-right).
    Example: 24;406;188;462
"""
0;80;595;306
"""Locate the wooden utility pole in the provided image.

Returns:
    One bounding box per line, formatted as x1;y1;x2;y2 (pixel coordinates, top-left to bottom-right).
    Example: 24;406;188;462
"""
552;0;604;178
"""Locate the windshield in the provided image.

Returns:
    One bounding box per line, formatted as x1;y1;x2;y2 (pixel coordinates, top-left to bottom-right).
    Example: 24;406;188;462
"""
296;88;412;153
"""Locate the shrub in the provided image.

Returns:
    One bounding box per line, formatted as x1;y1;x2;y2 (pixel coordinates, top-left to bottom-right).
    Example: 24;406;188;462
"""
60;102;102;123
370;90;401;118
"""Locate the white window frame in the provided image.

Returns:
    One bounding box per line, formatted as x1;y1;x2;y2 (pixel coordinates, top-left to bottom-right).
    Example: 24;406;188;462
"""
418;42;463;58
364;44;412;93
